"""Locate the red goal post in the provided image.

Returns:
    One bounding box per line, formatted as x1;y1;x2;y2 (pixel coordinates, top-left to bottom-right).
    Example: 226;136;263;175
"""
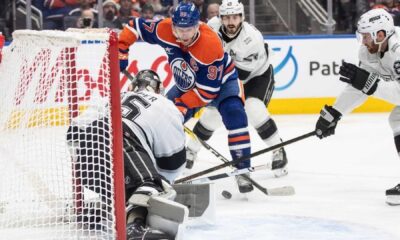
0;29;125;240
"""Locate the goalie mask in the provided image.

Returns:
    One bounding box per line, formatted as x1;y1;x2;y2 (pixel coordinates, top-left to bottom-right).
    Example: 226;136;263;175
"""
132;69;163;94
356;8;394;50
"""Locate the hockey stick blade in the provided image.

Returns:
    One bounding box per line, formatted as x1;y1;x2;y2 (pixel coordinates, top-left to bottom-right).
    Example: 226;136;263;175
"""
241;174;295;196
265;186;295;196
182;165;295;196
176;130;316;184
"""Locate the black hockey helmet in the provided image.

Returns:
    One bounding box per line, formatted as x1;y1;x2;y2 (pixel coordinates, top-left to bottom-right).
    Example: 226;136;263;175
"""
132;69;163;94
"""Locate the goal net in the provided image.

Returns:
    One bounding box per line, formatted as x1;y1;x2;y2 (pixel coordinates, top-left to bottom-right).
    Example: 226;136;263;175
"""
0;29;125;239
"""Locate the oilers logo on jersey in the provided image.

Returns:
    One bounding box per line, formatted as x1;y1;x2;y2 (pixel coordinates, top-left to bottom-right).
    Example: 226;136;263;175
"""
171;58;196;91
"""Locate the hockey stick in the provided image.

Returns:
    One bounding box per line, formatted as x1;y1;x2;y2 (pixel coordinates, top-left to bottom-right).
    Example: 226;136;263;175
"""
186;165;294;196
122;69;136;83
186;164;269;184
176;130;316;184
184;127;295;196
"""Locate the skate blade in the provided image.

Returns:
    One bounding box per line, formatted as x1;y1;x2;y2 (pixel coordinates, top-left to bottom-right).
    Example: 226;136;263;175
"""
386;196;400;206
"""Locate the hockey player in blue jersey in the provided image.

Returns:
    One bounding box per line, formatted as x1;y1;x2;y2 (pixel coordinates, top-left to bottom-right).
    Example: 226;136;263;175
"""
119;2;254;193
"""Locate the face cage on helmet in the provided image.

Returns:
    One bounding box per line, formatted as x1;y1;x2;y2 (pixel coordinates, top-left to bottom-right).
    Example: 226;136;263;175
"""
132;79;163;94
356;29;391;45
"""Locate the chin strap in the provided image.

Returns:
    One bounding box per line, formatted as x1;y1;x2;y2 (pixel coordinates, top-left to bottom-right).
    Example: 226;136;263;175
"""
377;32;394;53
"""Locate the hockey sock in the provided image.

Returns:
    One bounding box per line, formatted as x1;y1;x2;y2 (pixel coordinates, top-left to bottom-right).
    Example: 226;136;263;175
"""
193;121;214;141
219;97;251;169
394;134;400;156
257;118;282;146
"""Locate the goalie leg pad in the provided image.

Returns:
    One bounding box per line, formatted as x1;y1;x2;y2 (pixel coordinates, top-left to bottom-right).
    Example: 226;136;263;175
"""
173;183;216;225
147;196;189;240
127;180;177;208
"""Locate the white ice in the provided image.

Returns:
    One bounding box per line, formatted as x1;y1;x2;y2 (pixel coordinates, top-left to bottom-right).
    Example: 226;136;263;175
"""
184;113;400;240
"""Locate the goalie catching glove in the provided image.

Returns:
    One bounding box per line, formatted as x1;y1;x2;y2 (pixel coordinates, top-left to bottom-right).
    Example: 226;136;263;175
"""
315;105;342;139
339;61;380;95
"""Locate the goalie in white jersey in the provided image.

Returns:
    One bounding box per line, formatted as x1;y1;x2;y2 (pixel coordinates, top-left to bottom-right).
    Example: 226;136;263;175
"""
315;9;400;206
67;70;188;239
186;0;288;183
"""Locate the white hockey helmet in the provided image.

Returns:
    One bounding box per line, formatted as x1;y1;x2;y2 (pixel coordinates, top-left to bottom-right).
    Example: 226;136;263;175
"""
357;8;394;44
219;0;245;21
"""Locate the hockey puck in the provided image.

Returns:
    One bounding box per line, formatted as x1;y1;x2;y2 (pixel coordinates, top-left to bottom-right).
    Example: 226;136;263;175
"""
221;190;232;199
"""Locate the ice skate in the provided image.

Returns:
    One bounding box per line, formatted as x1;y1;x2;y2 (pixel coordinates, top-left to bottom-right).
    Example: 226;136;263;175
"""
235;173;254;193
386;183;400;206
185;146;198;169
271;147;288;177
126;217;173;240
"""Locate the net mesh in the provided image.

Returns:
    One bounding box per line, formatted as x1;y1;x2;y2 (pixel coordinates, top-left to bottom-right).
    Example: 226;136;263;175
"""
0;29;120;239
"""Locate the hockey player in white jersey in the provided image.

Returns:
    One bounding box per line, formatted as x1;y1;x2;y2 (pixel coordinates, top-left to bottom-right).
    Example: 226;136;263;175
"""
186;0;288;192
314;9;400;206
67;69;188;239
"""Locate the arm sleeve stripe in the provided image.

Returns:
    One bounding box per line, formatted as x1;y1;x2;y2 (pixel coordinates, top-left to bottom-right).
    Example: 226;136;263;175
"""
197;88;217;99
193;88;212;103
135;18;143;40
126;25;139;39
195;82;220;92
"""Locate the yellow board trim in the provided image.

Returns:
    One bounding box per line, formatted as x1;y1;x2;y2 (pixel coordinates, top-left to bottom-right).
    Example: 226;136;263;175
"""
3;106;88;130
268;97;395;114
2;97;395;130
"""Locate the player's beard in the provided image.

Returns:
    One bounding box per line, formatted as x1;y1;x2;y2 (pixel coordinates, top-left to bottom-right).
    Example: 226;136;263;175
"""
226;24;240;35
365;43;379;54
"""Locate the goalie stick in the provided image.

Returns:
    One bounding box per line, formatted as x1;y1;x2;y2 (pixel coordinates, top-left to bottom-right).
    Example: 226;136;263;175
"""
176;130;316;183
184;127;295;196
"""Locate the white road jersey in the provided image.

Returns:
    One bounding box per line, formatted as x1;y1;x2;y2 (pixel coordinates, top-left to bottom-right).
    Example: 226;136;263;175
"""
334;27;400;114
207;16;270;83
121;91;185;181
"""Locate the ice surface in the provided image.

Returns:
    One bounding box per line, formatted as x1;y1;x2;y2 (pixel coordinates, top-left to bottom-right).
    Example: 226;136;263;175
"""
184;113;400;240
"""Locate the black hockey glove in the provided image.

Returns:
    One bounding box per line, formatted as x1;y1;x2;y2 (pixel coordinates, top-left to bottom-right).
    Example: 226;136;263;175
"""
315;105;342;139
339;61;379;95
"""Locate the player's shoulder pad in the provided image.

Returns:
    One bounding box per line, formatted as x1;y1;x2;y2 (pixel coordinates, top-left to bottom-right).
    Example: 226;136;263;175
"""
242;22;263;42
207;16;221;31
190;23;224;65
156;18;179;46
